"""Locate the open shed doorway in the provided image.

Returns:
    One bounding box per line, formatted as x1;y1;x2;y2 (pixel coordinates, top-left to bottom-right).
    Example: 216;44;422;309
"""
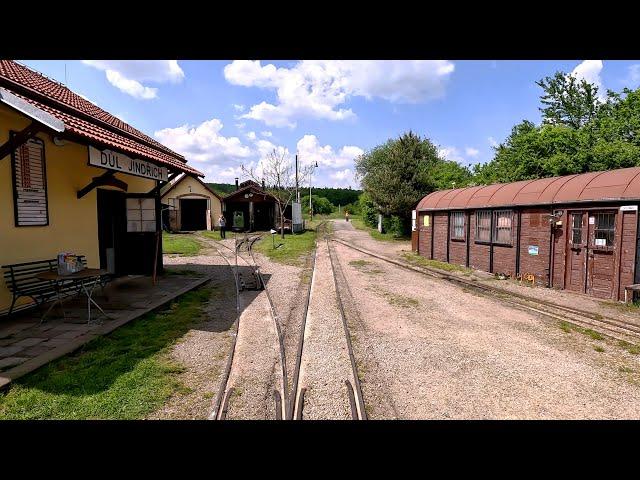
180;198;207;231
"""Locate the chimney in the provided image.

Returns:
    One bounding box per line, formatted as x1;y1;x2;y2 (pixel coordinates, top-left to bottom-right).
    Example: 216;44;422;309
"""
235;177;239;190
262;179;265;190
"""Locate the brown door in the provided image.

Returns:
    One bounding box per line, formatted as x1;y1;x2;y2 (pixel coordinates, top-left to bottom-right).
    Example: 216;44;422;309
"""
586;211;617;299
565;212;587;293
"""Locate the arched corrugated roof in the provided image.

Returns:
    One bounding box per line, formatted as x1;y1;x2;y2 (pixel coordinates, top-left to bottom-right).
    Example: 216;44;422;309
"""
417;167;640;211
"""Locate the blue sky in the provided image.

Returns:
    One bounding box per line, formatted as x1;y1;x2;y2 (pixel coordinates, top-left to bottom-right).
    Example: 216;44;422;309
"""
20;60;640;188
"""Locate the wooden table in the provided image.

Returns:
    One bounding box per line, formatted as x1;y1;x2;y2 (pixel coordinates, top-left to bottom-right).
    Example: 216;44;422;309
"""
36;268;109;324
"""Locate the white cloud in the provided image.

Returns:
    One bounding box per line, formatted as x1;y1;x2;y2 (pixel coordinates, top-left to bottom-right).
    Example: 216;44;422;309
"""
154;119;363;187
465;147;479;157
260;131;273;137
235;122;246;130
571;60;605;100
438;146;465;163
296;134;364;170
83;60;184;99
488;136;499;148
224;60;455;128
105;70;158;99
233;104;245;112
154;118;252;163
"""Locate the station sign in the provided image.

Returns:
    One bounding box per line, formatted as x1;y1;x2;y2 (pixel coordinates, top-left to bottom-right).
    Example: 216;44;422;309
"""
620;205;638;212
88;146;168;181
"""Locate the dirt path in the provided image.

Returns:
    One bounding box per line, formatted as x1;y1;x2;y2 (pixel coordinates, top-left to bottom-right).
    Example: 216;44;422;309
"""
332;235;640;419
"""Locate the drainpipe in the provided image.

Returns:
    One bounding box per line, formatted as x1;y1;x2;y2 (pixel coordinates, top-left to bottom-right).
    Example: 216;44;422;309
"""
548;207;555;288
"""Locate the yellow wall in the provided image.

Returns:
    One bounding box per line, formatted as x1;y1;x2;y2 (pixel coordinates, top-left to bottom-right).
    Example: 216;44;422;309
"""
0;105;155;312
161;175;222;229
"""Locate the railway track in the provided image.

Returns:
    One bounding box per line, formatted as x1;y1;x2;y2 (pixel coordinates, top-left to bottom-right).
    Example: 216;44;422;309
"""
291;222;367;420
332;237;640;344
205;233;286;420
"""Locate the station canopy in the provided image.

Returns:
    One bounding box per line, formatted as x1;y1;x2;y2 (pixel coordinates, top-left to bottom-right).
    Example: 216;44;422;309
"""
417;167;640;211
0;60;202;177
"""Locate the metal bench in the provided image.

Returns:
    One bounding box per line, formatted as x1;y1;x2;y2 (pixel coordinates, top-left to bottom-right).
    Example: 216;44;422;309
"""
1;256;109;316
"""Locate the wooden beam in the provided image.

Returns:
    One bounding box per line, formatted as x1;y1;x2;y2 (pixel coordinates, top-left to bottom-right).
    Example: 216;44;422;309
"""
147;171;179;196
0;122;41;161
77;171;128;199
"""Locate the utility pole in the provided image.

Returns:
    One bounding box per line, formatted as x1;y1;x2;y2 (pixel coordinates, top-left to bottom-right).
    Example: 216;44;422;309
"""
295;153;299;203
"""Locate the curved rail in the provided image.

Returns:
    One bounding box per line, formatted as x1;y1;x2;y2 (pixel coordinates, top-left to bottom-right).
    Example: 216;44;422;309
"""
207;240;241;420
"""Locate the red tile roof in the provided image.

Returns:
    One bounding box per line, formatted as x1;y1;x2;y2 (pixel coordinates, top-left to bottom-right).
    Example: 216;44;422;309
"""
0;60;203;177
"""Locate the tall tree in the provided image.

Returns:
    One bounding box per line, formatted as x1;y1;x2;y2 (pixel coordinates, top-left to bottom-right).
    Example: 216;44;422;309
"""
355;131;439;219
536;71;601;129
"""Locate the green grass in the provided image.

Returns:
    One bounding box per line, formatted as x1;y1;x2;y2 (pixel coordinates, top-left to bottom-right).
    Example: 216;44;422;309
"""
252;229;317;267
401;251;472;274
368;286;419;308
162;232;202;256
0;286;212;420
557;321;605;341
350;217;411;242
618;340;640;355
199;230;223;241
594;345;606;353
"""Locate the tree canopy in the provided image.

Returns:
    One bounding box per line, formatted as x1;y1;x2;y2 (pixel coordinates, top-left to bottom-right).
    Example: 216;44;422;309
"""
473;74;640;184
355;131;471;220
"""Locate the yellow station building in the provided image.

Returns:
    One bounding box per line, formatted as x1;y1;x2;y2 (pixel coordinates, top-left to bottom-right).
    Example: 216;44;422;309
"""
0;60;202;314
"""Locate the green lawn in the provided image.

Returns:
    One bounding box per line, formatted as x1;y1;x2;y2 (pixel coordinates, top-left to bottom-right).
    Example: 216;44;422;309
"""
0;287;212;420
252;228;318;267
199;230;223;241
350;216;411;242
163;232;202;255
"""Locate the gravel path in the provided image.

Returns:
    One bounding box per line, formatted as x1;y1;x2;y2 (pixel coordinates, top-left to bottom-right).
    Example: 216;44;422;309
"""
332;236;640;419
295;239;355;420
148;251;236;419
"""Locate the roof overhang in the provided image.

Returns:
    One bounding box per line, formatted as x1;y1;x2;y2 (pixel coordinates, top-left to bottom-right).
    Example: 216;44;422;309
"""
0;87;65;133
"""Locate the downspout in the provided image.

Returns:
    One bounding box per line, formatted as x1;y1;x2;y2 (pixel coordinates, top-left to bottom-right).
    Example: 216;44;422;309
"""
430;213;435;260
489;210;494;273
446;211;451;263
548;207;554;288
466;211;471;268
515;209;521;276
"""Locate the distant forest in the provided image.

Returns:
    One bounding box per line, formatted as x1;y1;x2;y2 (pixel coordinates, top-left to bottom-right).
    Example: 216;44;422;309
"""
207;183;361;206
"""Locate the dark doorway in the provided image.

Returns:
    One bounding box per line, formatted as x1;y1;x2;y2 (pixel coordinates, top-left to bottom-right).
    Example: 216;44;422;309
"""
180;198;207;231
97;189;126;275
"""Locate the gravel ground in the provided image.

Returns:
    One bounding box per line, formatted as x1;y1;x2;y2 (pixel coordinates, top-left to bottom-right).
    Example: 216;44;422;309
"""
295;239;355;420
334;219;640;328
148;249;237;419
332;234;640;419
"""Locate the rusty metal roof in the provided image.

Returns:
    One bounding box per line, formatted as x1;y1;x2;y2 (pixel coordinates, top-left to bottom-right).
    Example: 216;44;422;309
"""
416;167;640;211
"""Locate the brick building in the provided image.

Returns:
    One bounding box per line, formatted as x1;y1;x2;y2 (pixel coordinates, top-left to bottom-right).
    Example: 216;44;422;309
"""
415;167;640;301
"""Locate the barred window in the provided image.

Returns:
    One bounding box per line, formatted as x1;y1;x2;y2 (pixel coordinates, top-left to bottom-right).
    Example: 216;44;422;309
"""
476;211;491;242
592;212;615;248
493;210;513;245
451;211;465;240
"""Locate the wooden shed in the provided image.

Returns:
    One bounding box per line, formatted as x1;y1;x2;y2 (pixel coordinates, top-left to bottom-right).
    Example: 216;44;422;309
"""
416;167;640;301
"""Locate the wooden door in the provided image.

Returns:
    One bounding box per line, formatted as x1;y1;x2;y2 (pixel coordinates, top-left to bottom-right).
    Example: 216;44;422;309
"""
565;211;587;293
586;211;617;299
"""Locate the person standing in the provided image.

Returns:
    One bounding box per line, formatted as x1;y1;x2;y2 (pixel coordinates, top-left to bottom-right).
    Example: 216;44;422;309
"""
345;210;350;222
219;214;226;239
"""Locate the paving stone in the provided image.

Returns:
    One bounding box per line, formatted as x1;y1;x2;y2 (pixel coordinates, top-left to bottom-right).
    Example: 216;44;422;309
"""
53;330;86;340
12;337;47;348
0;357;28;369
0;345;24;357
22;345;53;357
41;338;72;348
